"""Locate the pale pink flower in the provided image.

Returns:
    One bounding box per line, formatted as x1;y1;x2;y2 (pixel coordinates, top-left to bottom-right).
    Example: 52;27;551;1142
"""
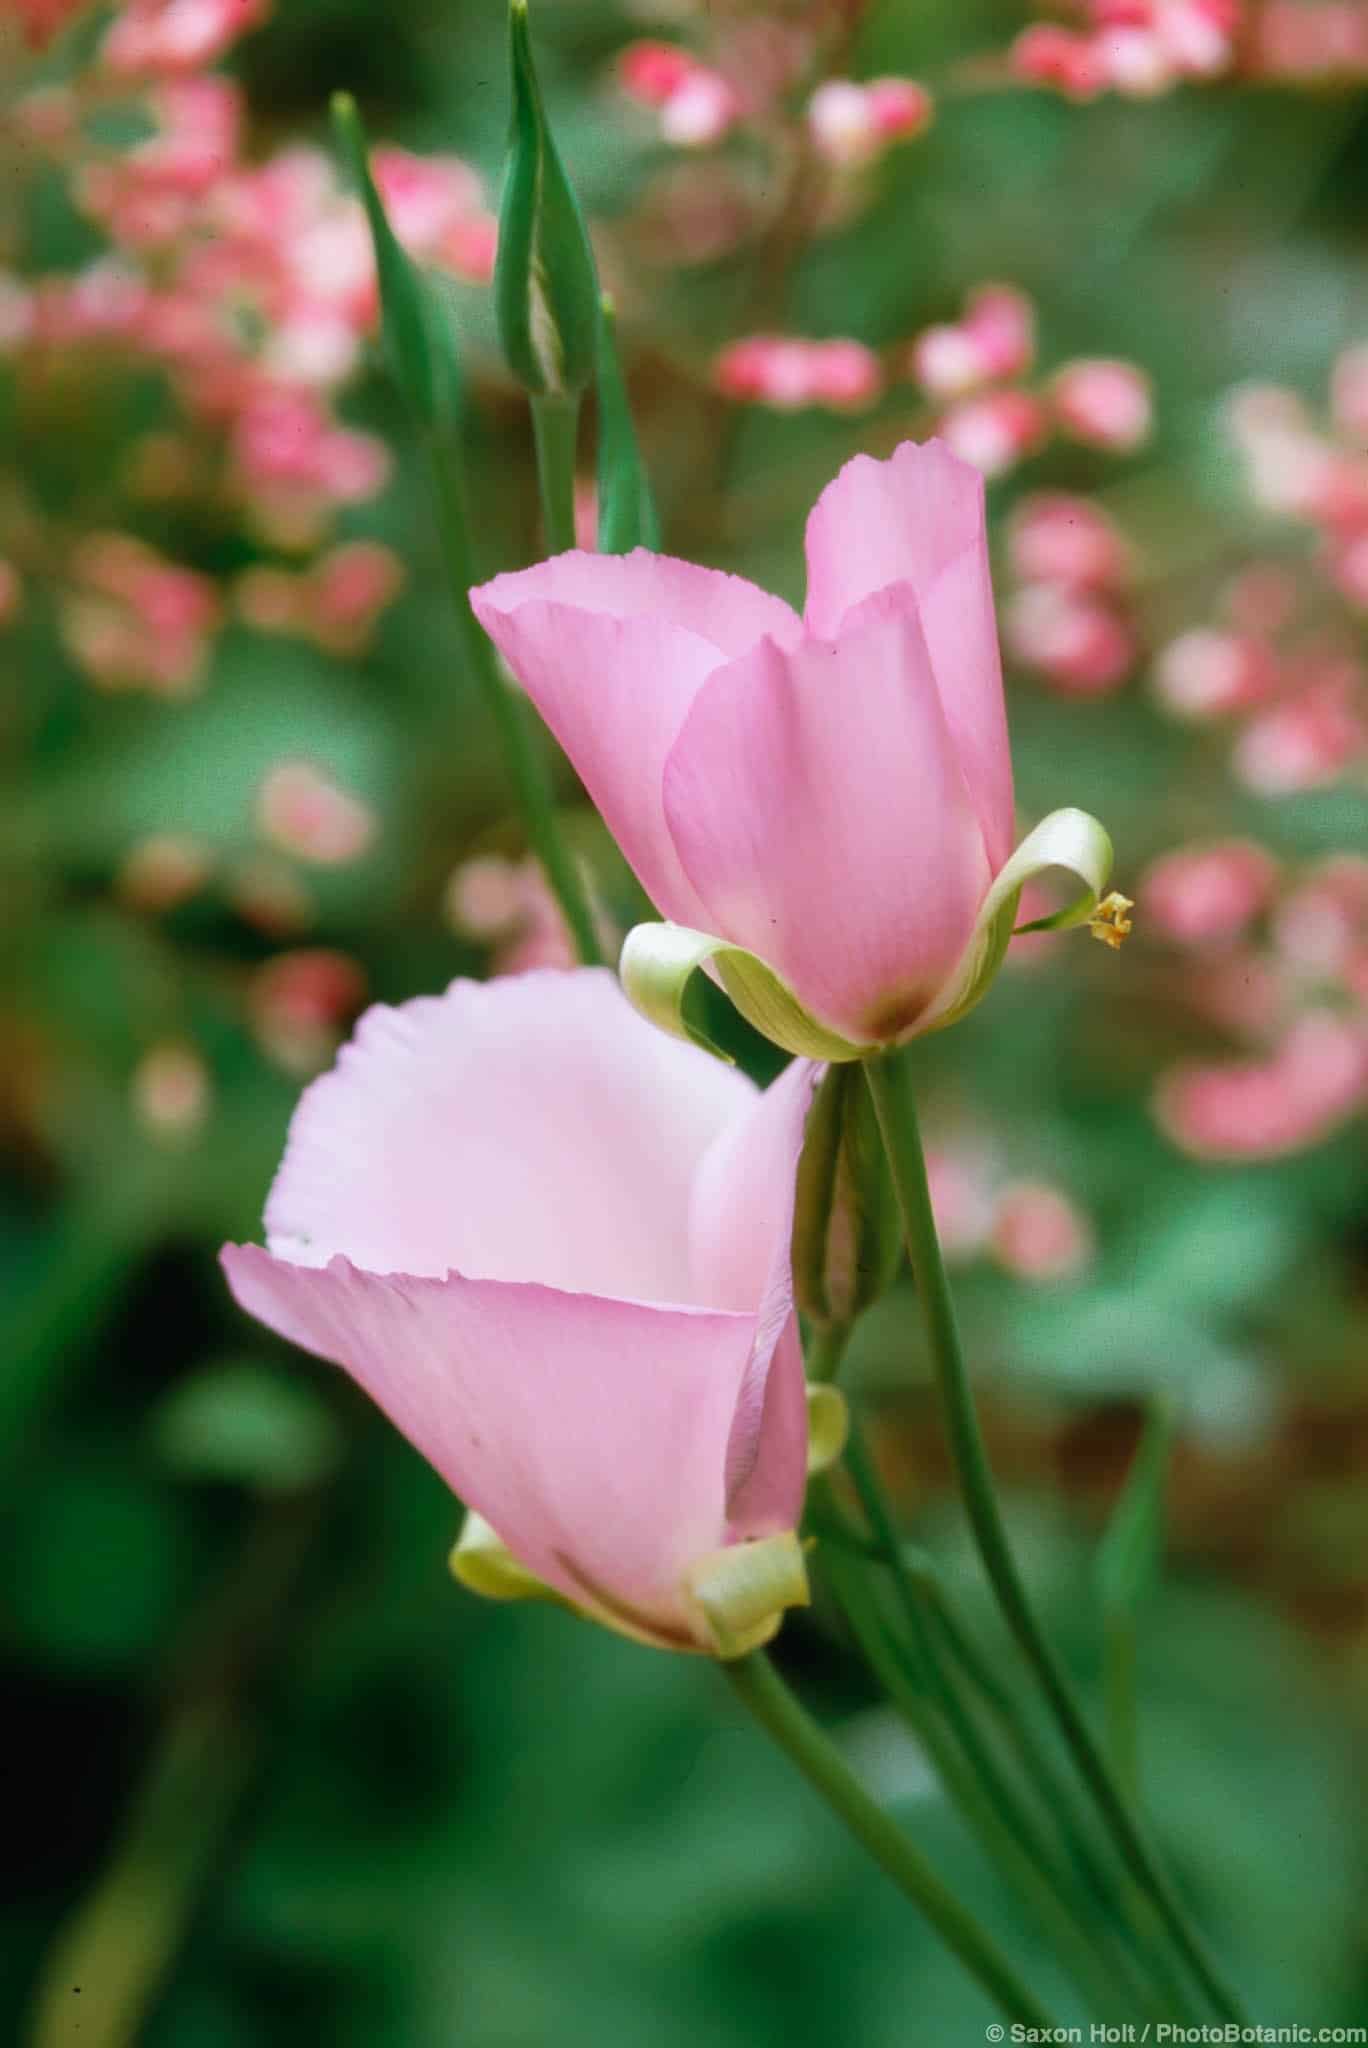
1156;1012;1368;1159
659;70;741;148
133;1040;211;1139
924;1147;997;1260
938;391;1048;477
808;78;931;165
909;286;1034;399
256;759;375;866
103;0;269;74
990;1181;1093;1281
1141;840;1277;948
248;949;366;1074
472;441;1016;1049
1005;582;1135;695
1233;672;1367;793
1052;359;1153;452
1010;24;1109;97
1271;857;1368;978
1152;627;1277;720
223;970;816;1653
117;832;213;911
1008;494;1131;591
714;335;881;412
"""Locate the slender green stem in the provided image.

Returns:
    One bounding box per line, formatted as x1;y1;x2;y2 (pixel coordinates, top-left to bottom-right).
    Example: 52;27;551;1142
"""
804;1321;851;1385
863;1048;1245;2025
723;1651;1058;2031
428;442;602;966
825;1550;1148;2026
530;391;580;556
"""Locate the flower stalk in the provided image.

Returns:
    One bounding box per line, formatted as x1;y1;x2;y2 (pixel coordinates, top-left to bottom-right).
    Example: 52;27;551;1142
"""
862;1043;1245;2025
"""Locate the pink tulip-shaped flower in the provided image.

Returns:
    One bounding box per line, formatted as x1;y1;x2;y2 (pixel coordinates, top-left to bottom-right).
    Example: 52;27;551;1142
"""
472;440;1119;1059
223;969;818;1655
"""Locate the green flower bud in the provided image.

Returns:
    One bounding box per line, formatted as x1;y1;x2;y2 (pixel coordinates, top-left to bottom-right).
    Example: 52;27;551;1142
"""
596;293;660;553
495;0;600;398
792;1065;902;1328
331;92;463;436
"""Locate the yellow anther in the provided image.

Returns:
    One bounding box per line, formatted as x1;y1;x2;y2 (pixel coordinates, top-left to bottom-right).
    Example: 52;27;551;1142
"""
1088;891;1134;950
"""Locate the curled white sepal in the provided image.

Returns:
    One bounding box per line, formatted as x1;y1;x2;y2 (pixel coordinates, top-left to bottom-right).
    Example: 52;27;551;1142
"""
449;1510;563;1603
916;808;1115;1038
618;922;865;1063
681;1531;811;1659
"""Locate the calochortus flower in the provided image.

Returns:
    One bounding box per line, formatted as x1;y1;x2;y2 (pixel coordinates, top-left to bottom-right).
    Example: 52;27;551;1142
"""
222;969;818;1655
472;439;1119;1060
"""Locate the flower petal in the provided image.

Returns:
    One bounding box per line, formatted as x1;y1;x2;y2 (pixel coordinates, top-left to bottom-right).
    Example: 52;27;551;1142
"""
662;589;993;1046
471;552;803;923
688;1055;819;1536
264;968;756;1307
803;440;1014;868
221;1245;762;1642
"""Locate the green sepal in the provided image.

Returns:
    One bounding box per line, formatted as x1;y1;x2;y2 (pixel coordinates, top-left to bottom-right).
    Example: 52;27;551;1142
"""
449;1511;563;1603
331;92;463;435
917;807;1115;1037
618;923;865;1063
806;1385;850;1477
495;0;600;398
792;1065;902;1327
1094;1396;1176;1617
681;1531;811;1659
596;293;661;553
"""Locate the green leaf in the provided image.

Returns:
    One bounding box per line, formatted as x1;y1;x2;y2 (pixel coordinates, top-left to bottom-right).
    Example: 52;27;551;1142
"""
1095;1395;1176;1617
153;1359;344;1495
331;92;463;434
595;294;661;553
494;0;600;398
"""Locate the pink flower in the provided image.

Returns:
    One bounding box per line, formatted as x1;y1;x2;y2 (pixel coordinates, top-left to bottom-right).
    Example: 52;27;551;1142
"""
1051;359;1153;452
472;442;1020;1050
256;759;376;866
1005;582;1135;695
713;335;882;412
1141;839;1277;947
1008;494;1131;591
1156;1012;1368;1159
223;970;816;1653
990;1181;1093;1281
808;77;932;166
1152;627;1277;719
909;285;1035;399
938;390;1048;477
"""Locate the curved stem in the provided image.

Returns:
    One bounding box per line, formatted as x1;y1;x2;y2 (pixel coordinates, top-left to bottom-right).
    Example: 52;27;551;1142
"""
428;443;602;966
862;1048;1245;2026
722;1651;1058;2032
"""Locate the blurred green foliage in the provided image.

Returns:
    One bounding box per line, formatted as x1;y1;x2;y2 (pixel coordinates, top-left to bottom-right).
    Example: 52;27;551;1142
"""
4;0;1368;2041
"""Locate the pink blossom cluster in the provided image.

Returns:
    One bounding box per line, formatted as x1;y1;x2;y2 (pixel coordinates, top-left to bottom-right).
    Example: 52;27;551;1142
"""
615;23;815;151
1150;360;1368;792
905;286;1153;477
235;541;404;657
1243;0;1368;79
446;853;617;977
1141;842;1368;1157
1003;492;1139;695
0;7;501;691
806;77;934;168
927;1145;1095;1281
713;334;884;413
247;948;368;1075
1011;0;1241;98
60;532;221;697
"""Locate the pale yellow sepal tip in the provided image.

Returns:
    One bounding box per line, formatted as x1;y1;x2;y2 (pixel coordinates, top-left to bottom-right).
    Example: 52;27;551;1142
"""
682;1530;811;1660
806;1383;850;1476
